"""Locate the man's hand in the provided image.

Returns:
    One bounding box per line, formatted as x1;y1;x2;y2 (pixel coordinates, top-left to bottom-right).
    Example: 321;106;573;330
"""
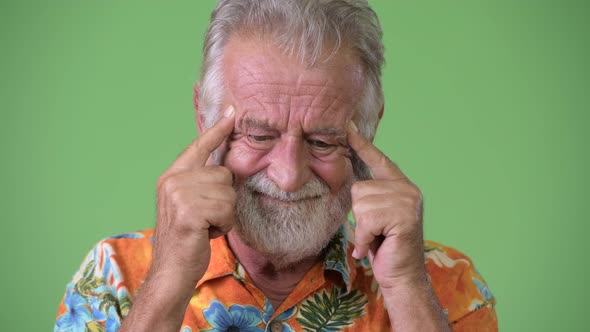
348;122;425;289
151;105;236;284
120;106;236;332
347;122;450;331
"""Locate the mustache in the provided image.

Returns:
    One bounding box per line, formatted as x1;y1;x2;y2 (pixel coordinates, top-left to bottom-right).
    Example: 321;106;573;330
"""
244;172;329;202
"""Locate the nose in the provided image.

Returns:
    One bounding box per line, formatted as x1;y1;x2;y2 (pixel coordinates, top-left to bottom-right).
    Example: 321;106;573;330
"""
266;138;312;192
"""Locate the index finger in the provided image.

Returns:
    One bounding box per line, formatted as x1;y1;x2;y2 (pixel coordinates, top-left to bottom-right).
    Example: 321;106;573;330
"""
171;105;236;170
347;122;407;180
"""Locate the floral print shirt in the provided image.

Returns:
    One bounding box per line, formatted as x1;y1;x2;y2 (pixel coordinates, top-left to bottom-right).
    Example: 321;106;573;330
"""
55;225;497;331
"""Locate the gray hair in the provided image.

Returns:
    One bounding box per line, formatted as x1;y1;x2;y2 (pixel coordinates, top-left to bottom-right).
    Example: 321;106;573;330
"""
198;0;385;143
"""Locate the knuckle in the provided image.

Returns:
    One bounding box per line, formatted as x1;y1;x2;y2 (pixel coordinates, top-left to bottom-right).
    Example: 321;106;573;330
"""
156;176;166;191
168;187;186;204
353;212;367;228
156;174;172;193
224;188;237;203
217;166;233;180
213;201;231;216
174;203;192;223
351;201;364;216
409;193;423;207
223;199;236;212
220;204;235;225
407;184;422;199
157;175;180;197
397;187;421;206
210;198;230;212
207;166;233;182
351;182;366;198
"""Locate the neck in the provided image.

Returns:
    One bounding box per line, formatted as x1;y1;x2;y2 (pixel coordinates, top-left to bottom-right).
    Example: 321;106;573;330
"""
226;230;321;309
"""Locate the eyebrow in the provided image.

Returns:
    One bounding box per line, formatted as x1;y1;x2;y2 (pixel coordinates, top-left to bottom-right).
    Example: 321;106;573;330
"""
242;117;274;130
307;127;347;139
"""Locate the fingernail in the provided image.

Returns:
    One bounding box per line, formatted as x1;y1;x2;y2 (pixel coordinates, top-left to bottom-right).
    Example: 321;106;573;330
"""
349;121;358;132
224;105;235;118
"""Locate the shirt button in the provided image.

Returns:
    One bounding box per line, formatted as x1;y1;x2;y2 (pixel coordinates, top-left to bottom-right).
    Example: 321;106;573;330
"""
270;320;283;332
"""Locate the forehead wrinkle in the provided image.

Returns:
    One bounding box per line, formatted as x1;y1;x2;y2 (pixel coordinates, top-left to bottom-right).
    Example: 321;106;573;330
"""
232;69;352;110
235;82;344;97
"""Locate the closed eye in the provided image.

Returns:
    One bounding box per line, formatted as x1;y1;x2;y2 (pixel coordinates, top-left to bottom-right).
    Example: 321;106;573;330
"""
248;135;275;143
307;139;336;150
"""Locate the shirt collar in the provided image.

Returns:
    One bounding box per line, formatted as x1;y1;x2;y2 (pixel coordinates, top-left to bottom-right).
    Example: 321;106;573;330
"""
195;235;236;289
322;225;355;293
196;224;356;293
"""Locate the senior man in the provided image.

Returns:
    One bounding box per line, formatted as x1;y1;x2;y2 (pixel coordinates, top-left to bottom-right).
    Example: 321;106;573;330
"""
55;1;497;331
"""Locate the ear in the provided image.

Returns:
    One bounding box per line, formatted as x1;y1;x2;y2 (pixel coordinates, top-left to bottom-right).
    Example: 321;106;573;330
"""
193;83;206;134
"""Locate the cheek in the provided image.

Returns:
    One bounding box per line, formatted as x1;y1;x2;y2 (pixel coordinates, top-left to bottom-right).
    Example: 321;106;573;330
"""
224;139;354;192
311;152;353;194
223;140;269;179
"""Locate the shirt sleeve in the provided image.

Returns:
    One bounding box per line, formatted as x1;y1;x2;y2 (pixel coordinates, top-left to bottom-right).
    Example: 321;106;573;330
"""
425;241;498;331
448;260;498;331
451;305;498;332
54;240;130;332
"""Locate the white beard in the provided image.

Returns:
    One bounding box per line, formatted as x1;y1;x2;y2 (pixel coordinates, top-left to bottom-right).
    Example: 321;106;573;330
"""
233;172;352;269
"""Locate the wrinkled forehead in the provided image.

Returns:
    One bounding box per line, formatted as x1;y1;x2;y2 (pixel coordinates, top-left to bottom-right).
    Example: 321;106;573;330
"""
222;37;365;132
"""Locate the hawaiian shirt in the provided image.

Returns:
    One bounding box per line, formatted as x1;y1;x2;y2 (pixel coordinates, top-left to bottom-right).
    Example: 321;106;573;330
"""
54;226;497;331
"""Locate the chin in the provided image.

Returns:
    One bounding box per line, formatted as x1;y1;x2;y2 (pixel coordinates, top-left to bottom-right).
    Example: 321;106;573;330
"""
236;219;343;271
233;171;352;269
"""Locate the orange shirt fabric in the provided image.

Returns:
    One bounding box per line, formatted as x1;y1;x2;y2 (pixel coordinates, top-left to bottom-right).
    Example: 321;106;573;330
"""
55;226;497;331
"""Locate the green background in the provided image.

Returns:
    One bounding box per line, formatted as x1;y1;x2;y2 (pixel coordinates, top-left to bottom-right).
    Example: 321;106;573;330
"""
1;0;588;330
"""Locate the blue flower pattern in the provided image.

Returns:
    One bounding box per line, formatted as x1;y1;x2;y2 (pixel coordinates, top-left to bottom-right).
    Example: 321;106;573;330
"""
262;299;296;332
203;300;264;332
105;306;122;331
55;288;92;331
108;232;144;239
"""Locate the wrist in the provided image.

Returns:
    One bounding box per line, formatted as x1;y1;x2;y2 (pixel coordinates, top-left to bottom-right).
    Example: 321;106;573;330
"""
148;255;208;287
381;273;431;303
120;270;198;332
144;267;200;300
378;267;430;295
380;273;450;332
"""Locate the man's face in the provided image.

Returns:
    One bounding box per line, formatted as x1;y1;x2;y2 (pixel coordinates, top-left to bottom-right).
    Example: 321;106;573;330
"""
219;36;366;267
222;36;365;193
